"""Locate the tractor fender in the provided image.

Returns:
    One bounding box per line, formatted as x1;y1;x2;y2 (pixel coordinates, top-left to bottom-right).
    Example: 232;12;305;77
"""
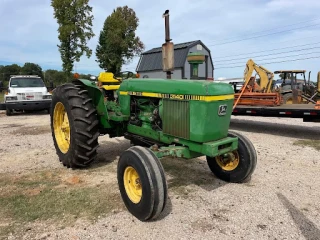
75;79;112;128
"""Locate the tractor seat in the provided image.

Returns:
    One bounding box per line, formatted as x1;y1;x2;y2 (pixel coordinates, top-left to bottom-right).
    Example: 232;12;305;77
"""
98;72;121;83
101;85;120;91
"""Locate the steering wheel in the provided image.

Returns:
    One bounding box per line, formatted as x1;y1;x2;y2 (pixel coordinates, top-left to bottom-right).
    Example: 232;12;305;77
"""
118;71;134;80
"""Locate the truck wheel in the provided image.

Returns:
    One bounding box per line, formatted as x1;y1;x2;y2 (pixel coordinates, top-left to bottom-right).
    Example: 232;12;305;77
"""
6;108;12;116
206;131;257;183
50;83;99;169
117;146;168;221
282;93;293;104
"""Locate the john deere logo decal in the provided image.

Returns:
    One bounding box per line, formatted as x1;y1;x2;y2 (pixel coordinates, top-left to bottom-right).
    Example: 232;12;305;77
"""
218;105;227;116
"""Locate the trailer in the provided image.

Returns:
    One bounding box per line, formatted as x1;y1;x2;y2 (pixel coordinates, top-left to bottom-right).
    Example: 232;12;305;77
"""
233;103;320;122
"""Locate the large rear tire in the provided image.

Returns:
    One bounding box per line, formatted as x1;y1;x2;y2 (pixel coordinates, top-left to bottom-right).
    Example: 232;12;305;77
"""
50;83;99;169
117;146;168;221
206;131;257;183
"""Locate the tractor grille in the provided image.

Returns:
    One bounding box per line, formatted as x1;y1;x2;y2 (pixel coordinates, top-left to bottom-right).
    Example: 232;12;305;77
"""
162;99;190;139
17;92;43;101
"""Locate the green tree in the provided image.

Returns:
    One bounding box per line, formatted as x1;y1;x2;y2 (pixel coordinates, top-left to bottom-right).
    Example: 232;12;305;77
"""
96;6;145;75
2;64;22;81
0;65;4;82
79;73;91;79
44;69;72;86
21;62;43;78
51;0;95;75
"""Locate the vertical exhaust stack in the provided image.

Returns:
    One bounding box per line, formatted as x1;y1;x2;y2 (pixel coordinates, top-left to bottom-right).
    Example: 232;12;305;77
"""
317;71;320;93
162;10;174;79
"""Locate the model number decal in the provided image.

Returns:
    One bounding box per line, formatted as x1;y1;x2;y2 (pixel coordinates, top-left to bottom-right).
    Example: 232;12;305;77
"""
120;91;234;102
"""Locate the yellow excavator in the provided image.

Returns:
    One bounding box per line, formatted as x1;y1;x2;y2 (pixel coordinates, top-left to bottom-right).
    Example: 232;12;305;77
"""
233;59;281;108
233;59;320;108
242;59;274;93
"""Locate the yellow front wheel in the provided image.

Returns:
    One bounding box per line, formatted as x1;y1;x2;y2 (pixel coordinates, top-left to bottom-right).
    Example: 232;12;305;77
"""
282;93;293;104
123;166;142;204
215;151;240;171
117;146;168;221
206;131;257;183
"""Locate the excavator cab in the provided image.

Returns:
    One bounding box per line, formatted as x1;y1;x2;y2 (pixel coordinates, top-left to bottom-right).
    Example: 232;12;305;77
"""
274;70;320;104
274;70;308;104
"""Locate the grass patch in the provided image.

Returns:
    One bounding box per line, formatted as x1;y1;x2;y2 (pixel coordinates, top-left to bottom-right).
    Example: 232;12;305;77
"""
293;140;320;151
0;170;124;238
0;186;120;222
0;92;4;103
0;225;15;239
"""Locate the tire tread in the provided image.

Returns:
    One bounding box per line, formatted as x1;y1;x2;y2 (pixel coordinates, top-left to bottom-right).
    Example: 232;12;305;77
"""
50;82;99;169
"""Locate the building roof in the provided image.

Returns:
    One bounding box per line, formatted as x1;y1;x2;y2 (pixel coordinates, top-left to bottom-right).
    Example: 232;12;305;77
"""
136;40;213;72
142;40;199;54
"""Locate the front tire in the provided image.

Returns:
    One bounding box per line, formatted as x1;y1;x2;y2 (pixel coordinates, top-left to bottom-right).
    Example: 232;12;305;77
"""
5;107;12;116
50;83;99;169
206;131;257;183
117;146;168;221
282;93;293;104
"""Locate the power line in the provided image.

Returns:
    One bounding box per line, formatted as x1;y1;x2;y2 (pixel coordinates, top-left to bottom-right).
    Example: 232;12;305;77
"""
207;17;320;44
214;41;320;59
214;56;320;69
214;46;320;63
214;51;320;66
207;23;320;47
214;34;320;54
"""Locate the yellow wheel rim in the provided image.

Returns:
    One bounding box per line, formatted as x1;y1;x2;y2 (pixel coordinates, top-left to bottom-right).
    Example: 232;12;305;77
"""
286;98;293;104
215;151;240;171
123;166;142;204
53;102;70;154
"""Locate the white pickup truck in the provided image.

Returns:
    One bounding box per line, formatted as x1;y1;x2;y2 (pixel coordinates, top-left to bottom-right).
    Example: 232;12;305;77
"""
4;75;52;116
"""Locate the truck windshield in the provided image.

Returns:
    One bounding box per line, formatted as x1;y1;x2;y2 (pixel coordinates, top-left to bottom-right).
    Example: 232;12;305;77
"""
10;78;45;88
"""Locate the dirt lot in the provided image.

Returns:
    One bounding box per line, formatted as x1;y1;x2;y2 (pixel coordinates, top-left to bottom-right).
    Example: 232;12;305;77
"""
0;110;319;240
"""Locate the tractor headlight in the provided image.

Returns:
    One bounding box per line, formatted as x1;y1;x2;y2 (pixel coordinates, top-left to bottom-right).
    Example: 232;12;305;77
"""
6;96;17;101
43;95;52;99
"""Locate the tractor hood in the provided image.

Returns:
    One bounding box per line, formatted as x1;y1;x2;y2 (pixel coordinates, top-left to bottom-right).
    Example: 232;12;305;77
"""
118;78;235;143
118;78;234;96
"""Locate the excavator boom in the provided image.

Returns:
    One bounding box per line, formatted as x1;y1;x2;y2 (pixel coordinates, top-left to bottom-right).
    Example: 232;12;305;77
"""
233;59;281;108
242;59;274;93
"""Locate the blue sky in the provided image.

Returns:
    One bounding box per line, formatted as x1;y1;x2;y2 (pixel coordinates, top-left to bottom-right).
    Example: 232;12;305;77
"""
0;0;320;80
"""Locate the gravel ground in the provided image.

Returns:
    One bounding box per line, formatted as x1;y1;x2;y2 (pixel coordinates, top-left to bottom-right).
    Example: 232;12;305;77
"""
0;110;319;240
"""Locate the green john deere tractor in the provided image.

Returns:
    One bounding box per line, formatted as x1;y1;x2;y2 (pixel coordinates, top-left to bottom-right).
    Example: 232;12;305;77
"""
49;10;257;221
